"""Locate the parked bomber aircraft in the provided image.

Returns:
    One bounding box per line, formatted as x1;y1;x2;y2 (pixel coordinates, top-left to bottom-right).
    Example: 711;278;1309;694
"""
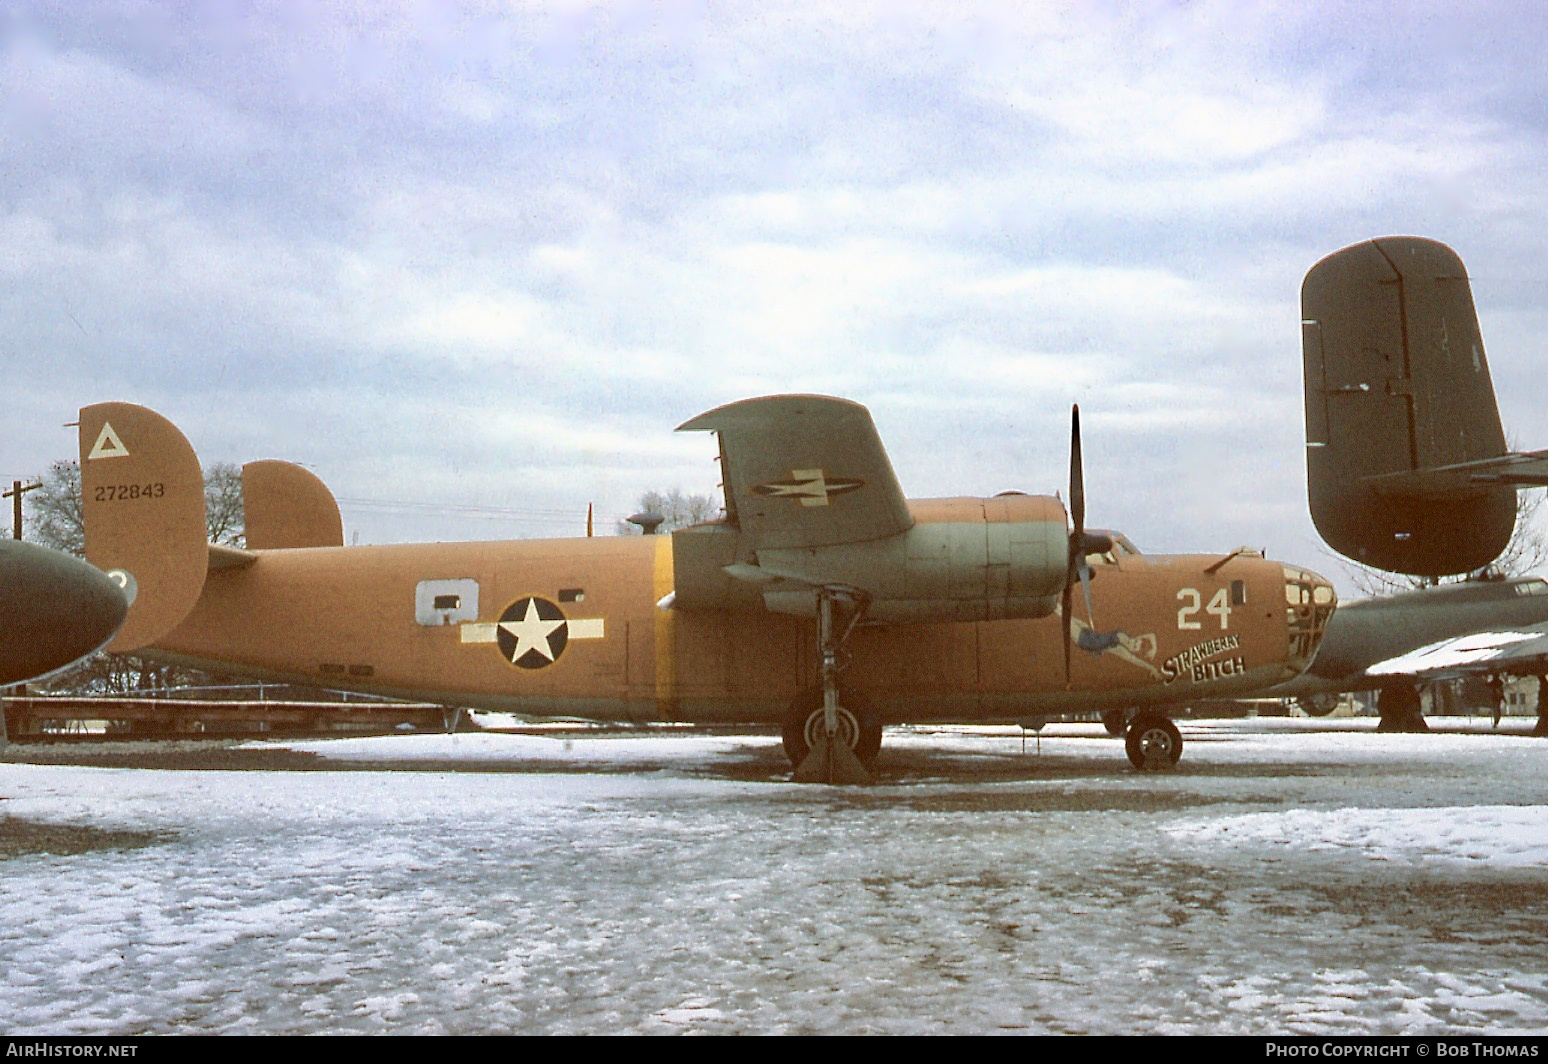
76;396;1336;779
1272;576;1548;717
0;538;127;687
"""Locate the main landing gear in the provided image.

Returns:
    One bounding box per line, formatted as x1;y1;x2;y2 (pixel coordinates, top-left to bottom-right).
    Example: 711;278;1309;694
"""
782;688;883;768
777;585;1183;779
786;588;876;784
1375;683;1429;733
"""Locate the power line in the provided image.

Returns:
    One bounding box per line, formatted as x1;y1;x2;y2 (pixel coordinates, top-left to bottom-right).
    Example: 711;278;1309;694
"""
334;497;632;526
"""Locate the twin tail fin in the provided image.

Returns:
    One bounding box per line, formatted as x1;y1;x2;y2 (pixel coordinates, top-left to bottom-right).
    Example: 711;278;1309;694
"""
79;403;343;653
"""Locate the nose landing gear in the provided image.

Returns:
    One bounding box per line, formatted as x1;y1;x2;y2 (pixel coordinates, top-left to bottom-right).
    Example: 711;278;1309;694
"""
1124;711;1182;771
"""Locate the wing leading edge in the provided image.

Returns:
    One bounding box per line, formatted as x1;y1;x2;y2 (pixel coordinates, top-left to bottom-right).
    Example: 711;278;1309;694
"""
1366;622;1548;683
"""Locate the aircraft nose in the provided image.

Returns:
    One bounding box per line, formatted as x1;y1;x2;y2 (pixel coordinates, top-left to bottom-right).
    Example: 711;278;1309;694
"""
0;540;130;686
1282;564;1338;676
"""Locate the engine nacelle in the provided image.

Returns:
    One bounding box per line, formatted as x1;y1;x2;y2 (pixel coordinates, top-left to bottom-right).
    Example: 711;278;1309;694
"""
671;494;1069;624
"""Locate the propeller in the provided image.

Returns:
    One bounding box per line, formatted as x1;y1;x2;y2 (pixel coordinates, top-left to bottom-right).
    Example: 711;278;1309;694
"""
1064;405;1114;684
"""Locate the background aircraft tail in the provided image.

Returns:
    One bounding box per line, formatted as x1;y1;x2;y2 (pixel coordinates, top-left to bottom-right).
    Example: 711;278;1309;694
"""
79;402;210;652
1302;236;1517;577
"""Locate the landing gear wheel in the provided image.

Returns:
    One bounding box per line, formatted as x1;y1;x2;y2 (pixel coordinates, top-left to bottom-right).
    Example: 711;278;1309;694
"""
781;689;881;768
1101;710;1129;737
1297;694;1340;718
1125;712;1182;771
1375;684;1428;733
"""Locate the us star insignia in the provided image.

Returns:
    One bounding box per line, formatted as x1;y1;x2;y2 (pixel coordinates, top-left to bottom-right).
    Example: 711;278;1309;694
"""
496;597;568;668
750;468;864;507
459;596;606;670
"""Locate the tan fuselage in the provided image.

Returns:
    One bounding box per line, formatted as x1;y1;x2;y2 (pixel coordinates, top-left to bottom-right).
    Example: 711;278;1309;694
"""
151;535;1315;724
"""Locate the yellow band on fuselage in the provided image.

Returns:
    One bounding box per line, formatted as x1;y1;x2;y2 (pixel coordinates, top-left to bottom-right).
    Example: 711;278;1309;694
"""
653;535;676;717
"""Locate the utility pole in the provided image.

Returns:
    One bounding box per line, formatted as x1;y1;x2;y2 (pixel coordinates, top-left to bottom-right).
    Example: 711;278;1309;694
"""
3;480;40;540
3;480;41;728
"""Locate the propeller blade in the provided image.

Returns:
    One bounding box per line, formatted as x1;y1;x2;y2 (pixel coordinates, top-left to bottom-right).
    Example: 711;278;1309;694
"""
1064;404;1084;686
1069;404;1085;539
1063;404;1127;669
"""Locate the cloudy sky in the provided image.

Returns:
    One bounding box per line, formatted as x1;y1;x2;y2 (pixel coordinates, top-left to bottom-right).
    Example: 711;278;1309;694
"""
5;1;1547;590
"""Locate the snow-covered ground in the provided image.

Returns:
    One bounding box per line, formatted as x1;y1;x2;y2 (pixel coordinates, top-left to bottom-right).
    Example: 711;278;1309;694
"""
3;718;1547;1035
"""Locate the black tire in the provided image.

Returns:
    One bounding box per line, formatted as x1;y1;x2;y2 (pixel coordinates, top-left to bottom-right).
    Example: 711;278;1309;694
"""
1297;694;1339;718
1101;710;1128;737
1125;712;1182;770
781;688;882;767
1375;684;1428;733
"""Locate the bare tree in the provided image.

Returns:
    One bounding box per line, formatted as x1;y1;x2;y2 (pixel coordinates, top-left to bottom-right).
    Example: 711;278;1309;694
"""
1488;488;1548;578
1341;489;1548;597
1343;434;1548;596
204;462;245;547
25;460;87;556
614;489;721;535
24;460;246;554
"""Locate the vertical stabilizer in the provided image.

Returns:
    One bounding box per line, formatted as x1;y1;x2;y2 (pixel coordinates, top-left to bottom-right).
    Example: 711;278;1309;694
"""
242;460;344;549
1302;236;1515;576
80;402;209;652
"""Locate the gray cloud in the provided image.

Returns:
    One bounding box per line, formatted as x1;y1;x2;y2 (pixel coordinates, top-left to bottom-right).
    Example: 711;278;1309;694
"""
6;1;1548;589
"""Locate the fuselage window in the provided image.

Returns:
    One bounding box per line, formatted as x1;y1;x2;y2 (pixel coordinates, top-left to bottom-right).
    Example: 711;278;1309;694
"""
415;579;480;626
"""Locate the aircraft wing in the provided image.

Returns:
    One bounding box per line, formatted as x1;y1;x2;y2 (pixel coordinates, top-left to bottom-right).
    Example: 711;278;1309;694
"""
677;395;914;551
1365;621;1548;683
1363;450;1548;500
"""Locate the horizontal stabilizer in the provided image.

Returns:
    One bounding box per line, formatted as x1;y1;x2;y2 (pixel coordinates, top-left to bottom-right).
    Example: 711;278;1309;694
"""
1364;450;1548;499
208;543;260;571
